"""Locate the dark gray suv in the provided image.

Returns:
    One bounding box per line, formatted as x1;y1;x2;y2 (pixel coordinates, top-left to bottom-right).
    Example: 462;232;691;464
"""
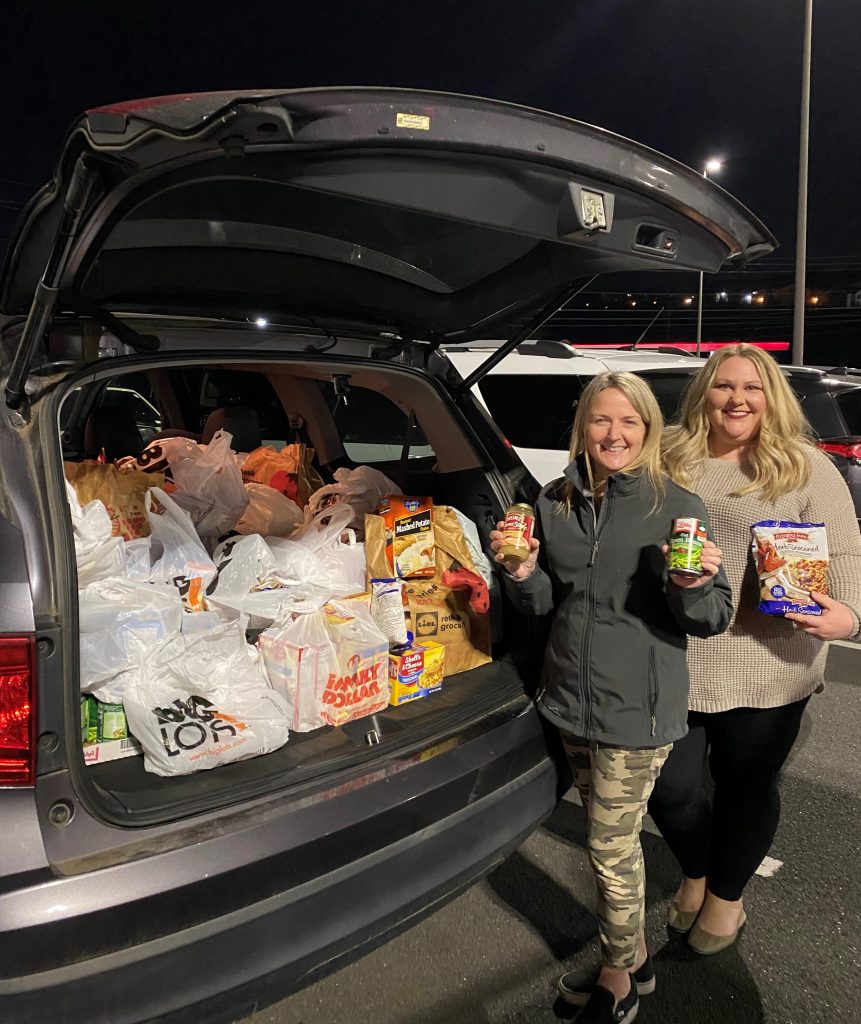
0;87;775;1024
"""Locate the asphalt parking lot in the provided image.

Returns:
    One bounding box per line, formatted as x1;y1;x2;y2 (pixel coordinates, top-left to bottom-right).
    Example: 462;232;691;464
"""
238;641;860;1024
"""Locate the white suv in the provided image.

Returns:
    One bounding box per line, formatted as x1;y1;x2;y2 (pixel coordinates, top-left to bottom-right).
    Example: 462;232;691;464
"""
445;340;708;482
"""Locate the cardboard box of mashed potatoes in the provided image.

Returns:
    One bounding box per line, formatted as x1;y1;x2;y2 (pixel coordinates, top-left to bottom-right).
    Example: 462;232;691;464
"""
377;496;435;578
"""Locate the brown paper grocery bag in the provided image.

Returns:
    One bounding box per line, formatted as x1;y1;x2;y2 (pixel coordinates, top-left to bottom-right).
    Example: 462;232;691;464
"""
64;462;165;540
365;506;491;677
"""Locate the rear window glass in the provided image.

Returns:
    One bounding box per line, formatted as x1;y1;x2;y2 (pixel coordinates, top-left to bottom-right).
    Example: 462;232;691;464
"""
835;387;861;435
315;381;434;464
477;375;584;450
635;371;697;423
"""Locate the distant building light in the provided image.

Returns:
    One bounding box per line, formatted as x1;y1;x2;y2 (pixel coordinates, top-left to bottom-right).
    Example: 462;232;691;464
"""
754;295;766;305
683;296;693;305
255;317;269;327
743;294;753;304
809;295;820;305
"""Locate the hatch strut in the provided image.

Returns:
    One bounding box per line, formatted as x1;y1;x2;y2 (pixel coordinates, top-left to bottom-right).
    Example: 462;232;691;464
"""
452;276;597;398
5;156;99;410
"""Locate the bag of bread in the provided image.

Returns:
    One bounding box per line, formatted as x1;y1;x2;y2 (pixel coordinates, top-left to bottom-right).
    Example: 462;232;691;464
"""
365;506;491;677
751;519;829;616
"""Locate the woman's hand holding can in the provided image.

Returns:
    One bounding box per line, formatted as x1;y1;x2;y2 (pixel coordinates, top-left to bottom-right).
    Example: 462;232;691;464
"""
490;522;540;579
665;538;723;589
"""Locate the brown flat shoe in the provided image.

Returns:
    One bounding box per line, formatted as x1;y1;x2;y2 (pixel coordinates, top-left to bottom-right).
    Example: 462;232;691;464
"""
688;909;747;955
667;901;701;934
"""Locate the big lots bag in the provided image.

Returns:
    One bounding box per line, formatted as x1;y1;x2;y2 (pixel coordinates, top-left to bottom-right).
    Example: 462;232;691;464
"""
121;622;291;776
364;505;491;677
259;599;389;732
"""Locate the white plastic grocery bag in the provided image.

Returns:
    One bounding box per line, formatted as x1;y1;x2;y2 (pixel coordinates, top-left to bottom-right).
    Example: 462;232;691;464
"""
121;622;291;776
78;577;184;694
145;488;217;610
168;430;250;536
208;533;335;628
306;466;401;535
65;480;125;586
259;599;389;732
293;505;367;595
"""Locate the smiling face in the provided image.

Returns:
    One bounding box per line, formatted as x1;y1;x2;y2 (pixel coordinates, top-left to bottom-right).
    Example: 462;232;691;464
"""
706;356;767;456
584;387;647;484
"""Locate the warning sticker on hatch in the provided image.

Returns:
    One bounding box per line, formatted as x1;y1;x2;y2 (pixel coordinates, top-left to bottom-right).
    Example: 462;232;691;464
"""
396;112;430;130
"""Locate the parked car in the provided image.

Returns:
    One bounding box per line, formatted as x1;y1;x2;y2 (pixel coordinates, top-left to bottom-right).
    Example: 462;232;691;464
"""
0;87;775;1024
446;341;861;524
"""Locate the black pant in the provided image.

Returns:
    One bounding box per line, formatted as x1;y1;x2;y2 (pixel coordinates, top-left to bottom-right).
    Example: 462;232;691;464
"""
647;697;809;902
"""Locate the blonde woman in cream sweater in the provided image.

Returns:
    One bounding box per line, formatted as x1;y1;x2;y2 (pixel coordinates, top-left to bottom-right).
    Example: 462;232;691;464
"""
648;343;861;955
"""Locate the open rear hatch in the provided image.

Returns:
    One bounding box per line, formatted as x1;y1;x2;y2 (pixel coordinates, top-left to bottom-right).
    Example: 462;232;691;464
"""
0;87;776;829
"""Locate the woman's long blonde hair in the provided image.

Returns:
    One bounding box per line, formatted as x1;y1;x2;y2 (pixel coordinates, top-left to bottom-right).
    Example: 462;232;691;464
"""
662;343;815;500
559;371;665;512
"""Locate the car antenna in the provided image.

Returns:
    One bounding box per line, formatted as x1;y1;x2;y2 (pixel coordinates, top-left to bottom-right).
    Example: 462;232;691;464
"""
632;306;664;351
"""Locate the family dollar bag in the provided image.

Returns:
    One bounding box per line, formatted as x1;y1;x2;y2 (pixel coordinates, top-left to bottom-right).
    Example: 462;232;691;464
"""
259;599;389;732
121;622;291;776
365;506;491;677
145;488;217;611
241;444;325;509
65;461;166;540
167;430;250;536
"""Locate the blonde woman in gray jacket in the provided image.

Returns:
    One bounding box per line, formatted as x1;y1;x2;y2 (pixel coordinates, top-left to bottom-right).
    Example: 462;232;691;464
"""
491;372;732;1024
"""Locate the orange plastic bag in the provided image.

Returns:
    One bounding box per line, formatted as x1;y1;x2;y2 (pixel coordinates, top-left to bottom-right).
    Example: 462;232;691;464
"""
241;445;324;509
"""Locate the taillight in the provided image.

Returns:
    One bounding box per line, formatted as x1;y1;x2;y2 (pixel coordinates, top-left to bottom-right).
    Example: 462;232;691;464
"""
818;441;861;462
0;636;37;786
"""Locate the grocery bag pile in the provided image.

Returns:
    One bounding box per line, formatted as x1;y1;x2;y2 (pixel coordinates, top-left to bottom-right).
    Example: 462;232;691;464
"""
66;431;494;777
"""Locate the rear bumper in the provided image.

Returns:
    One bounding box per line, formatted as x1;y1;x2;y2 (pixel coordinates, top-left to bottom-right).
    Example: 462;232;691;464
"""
0;705;557;1024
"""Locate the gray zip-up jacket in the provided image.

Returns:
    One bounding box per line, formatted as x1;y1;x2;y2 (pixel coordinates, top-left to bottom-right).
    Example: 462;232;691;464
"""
504;459;733;748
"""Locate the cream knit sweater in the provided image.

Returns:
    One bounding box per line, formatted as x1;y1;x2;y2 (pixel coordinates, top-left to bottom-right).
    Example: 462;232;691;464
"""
687;449;861;713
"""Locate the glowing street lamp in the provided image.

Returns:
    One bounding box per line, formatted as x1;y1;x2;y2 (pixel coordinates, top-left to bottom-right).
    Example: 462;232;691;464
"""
696;159;723;356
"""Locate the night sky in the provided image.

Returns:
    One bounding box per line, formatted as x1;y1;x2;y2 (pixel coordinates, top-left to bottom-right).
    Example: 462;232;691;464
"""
1;0;858;265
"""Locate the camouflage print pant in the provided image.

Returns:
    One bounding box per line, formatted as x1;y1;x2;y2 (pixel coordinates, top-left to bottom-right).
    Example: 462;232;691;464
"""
563;734;672;969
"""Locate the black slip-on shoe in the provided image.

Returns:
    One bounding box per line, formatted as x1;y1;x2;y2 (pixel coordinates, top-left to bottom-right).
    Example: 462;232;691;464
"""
557;954;655;1007
571;976;638;1023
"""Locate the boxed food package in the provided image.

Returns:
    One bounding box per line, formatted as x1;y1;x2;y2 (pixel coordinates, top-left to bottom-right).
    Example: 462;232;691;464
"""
751;519;829;616
83;736;143;766
377;496;435;578
389;639;445;706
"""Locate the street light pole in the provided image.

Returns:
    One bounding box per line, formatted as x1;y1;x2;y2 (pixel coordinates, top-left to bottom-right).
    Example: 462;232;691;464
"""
792;0;814;366
696;160;722;357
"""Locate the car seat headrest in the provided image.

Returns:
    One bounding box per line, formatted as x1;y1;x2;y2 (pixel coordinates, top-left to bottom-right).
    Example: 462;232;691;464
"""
84;406;145;462
201;406;262;453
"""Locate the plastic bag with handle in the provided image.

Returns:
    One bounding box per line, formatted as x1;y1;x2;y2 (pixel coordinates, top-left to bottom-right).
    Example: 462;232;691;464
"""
292;505;366;595
306;466;401;536
146;488;217;610
78;577;184;697
168;430;250;536
120;622;291;776
207;533;335;629
259;598;389;732
65;480;125;586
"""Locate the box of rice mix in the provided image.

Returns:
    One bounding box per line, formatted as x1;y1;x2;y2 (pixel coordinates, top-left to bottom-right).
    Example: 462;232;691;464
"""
751;520;829;616
377;496;435;579
388;639;445;706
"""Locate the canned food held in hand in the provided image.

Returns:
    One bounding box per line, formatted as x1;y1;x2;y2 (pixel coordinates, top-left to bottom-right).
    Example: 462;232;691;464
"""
667;517;707;578
499;503;535;563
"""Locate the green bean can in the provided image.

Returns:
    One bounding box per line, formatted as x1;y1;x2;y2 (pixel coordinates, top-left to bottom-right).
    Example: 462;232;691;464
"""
667;517;707;578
